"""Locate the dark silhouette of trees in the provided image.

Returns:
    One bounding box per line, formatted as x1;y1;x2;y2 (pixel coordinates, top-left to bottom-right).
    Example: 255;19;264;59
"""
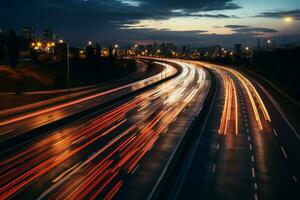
108;47;113;61
95;43;101;61
7;30;20;68
86;44;95;67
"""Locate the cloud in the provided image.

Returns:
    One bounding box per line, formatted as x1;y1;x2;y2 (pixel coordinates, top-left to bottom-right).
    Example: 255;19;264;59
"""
235;27;278;33
256;9;300;20
190;14;238;18
0;0;241;38
225;25;278;34
224;25;250;29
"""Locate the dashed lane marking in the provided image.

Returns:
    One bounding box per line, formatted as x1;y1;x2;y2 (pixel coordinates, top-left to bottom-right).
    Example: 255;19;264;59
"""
254;183;258;190
252;168;256;178
212;164;216;173
273;128;278;137
281;146;288;158
292;174;298;182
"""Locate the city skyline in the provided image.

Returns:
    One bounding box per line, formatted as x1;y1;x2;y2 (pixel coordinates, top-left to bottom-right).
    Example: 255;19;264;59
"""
1;0;300;46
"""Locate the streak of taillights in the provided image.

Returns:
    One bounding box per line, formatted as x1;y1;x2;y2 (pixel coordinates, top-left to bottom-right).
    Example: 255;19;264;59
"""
232;79;239;135
0;60;207;200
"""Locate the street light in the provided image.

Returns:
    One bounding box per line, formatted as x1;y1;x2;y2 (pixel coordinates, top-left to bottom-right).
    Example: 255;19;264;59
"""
114;44;119;48
267;39;272;44
284;16;294;23
59;39;64;44
88;41;92;46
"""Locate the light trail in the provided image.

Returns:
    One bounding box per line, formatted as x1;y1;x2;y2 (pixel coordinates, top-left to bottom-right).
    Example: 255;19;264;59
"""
0;62;177;127
218;75;238;135
198;62;271;131
0;60;208;200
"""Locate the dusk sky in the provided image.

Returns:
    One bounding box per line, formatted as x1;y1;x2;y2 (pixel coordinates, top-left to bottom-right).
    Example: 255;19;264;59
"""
1;0;300;47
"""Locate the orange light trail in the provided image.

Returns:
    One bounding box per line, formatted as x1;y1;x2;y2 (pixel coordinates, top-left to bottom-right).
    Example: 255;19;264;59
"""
218;75;238;135
0;60;209;200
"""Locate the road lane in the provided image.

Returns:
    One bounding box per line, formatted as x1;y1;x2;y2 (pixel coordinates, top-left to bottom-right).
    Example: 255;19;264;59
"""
0;60;210;200
0;62;177;144
161;60;300;200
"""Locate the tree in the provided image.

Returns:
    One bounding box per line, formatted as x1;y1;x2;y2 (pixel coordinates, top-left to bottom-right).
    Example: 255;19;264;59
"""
95;43;101;61
108;46;113;61
7;30;19;68
86;44;94;67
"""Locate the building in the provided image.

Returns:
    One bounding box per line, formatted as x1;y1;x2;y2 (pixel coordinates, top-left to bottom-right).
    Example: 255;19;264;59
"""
212;45;222;57
21;27;35;40
233;43;242;56
182;45;191;53
43;29;56;41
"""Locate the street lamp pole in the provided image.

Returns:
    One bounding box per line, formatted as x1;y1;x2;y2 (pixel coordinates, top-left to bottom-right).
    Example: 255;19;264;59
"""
67;43;70;96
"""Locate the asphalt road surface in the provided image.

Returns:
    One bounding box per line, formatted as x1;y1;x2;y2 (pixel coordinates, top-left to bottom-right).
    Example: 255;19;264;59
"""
0;59;210;200
0;58;298;200
162;61;300;200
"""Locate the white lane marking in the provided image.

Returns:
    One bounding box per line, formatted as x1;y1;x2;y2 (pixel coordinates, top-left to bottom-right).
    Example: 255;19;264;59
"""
281;146;288;158
247;129;250;133
248;136;251;141
132;164;140;174
212;164;216;173
254;193;259;200
254;182;258;190
251;168;256;178
216;144;220;150
251;156;255;162
249;144;253;150
245;122;248;127
292;174;298;182
0;129;15;136
273;129;278;137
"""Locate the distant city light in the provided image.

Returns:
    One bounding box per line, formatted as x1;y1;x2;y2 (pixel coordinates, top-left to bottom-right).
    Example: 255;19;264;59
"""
284;16;294;23
115;44;119;48
37;42;42;47
88;41;92;45
245;46;249;50
267;39;272;44
59;39;64;43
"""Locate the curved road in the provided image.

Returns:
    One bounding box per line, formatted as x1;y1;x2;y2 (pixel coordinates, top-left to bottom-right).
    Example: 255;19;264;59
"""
0;59;210;200
161;60;300;200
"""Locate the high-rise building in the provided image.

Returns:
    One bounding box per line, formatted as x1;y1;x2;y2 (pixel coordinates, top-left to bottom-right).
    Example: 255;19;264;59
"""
213;45;222;57
21;27;35;40
233;43;242;56
182;45;191;53
43;29;56;41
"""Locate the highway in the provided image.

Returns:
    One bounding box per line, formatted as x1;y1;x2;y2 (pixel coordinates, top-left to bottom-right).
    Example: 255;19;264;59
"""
0;61;176;145
0;59;210;199
159;61;300;200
